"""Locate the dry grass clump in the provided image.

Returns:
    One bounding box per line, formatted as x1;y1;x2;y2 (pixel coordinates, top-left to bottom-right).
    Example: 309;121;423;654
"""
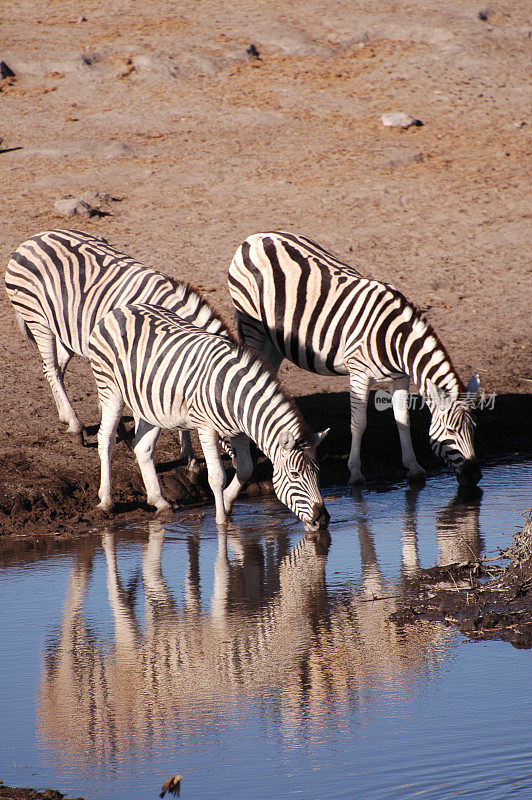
503;509;532;567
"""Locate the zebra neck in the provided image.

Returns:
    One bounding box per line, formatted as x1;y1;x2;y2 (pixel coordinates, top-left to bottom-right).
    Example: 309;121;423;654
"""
234;382;302;461
394;313;463;401
409;341;462;402
244;409;303;464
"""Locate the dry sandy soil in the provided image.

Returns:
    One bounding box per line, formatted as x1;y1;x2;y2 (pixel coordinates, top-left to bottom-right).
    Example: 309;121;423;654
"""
0;0;531;541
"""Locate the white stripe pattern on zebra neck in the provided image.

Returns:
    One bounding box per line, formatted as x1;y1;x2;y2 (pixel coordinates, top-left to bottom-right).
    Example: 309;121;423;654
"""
5;229;227;464
88;304;329;530
228;231;481;487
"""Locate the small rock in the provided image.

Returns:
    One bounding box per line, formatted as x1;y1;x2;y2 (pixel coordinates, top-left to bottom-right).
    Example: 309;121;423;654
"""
385;151;424;167
0;61;15;79
80;52;100;68
381;112;423;129
478;9;490;21
54;198;94;219
105;141;132;159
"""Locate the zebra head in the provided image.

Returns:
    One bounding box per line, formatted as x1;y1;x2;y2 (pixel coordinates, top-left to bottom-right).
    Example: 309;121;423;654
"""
272;429;330;531
425;379;481;486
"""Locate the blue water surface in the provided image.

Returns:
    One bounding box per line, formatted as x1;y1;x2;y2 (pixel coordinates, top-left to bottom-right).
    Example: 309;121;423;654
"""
1;461;531;800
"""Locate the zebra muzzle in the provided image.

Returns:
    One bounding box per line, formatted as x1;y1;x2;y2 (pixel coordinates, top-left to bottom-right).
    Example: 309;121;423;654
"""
305;502;330;531
457;458;482;486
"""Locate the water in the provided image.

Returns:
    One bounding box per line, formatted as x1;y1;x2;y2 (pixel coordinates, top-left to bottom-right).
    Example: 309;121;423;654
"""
1;461;531;800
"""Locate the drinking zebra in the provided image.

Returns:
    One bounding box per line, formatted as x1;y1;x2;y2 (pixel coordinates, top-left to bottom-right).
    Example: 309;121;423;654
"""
228;231;481;487
5;229;228;463
87;304;329;530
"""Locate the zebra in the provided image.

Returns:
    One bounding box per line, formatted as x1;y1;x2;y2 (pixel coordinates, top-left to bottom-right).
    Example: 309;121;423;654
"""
228;231;482;487
87;304;330;531
4;229;228;463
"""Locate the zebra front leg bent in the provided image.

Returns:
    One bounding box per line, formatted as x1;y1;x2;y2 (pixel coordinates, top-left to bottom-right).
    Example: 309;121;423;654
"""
222;433;254;514
96;393;124;511
390;376;426;481
347;371;372;485
197;427;228;526
132;418;171;512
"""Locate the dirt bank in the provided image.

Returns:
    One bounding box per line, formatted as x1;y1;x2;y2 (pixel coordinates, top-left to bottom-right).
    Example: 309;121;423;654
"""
0;786;83;800
391;510;532;648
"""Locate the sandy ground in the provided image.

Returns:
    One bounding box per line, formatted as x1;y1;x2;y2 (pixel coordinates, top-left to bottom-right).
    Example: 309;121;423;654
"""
0;0;531;540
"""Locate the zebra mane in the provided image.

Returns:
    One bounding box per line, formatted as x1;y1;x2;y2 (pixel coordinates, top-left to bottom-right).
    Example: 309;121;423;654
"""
157;272;236;338
418;313;466;395
386;283;466;396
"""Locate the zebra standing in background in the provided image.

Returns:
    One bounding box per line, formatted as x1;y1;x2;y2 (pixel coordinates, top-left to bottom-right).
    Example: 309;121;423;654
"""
88;304;329;531
5;229;228;463
228;231;481;487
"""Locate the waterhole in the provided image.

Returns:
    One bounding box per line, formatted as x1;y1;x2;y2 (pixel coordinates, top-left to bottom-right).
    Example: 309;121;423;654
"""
1;461;531;800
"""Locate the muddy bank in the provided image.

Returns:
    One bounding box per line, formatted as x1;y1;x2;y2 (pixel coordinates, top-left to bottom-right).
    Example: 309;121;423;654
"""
391;511;532;648
0;786;83;800
1;392;530;545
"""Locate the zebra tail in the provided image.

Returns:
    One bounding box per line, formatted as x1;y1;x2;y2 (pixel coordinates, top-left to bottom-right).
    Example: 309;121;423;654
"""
220;436;235;460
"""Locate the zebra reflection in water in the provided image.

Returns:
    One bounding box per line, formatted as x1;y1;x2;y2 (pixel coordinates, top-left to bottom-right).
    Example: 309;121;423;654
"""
38;490;482;760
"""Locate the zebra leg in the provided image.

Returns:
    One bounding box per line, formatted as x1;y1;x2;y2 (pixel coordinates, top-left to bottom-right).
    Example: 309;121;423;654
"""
390;377;426;480
197;427;228;526
222;433;254;514
97;393;124;511
55;339;84;445
34;328;83;440
347;371;372;485
132;419;171;512
178;430;199;472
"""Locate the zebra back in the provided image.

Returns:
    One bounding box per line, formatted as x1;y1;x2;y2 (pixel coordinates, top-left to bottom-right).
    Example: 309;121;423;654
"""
228;230;464;396
5;229;229;356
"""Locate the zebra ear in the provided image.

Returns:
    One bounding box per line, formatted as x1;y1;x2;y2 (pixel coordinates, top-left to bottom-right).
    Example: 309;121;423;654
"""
466;374;480;394
279;431;296;452
312;428;330;448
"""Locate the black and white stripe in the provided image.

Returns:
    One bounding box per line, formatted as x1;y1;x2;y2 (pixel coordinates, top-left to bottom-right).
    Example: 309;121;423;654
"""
4;229;227;462
228;231;481;486
87;304;329;530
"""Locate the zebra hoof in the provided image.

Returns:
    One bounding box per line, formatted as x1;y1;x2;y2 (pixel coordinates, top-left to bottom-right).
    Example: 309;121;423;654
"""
348;474;365;487
186;458;201;474
152;499;173;514
406;468;426;484
96;501;114;515
68;428;85;446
